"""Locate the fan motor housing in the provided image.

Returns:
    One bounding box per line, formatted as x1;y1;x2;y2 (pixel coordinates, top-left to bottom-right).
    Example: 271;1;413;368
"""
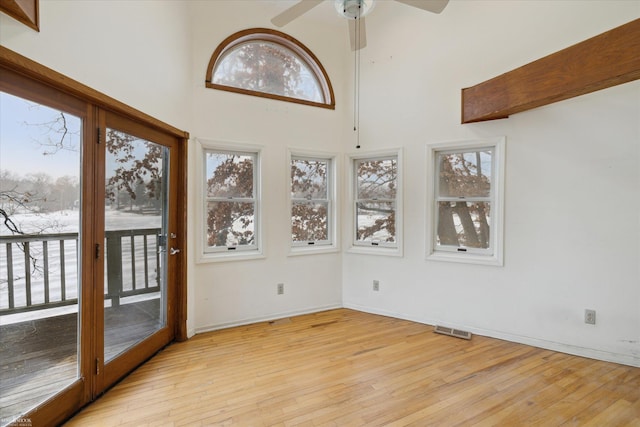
336;0;375;19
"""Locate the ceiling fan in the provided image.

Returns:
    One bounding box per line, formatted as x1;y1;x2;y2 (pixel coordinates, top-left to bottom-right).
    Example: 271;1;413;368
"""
271;0;449;51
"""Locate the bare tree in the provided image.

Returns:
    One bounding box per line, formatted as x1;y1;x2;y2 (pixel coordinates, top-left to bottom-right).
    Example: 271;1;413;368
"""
356;159;397;243
105;129;163;208
437;152;491;248
23;111;78;156
291;159;328;241
213;41;313;99
206;154;255;247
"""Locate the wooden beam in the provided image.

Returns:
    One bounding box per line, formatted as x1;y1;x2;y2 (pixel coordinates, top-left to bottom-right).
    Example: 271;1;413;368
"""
0;0;39;31
461;18;640;123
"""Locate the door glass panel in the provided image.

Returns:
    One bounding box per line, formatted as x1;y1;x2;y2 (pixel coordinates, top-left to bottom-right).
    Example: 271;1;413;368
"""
0;92;81;424
104;129;168;362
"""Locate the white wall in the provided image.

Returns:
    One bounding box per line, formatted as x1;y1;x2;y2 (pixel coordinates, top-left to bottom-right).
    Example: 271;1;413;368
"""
0;0;192;129
187;1;347;334
341;0;640;366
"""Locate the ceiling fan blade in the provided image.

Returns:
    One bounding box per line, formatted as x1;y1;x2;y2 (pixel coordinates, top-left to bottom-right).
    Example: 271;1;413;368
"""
393;0;449;14
271;0;324;27
348;17;367;51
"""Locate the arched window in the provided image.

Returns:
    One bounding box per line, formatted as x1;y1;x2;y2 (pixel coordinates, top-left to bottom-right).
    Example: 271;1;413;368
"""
206;28;335;109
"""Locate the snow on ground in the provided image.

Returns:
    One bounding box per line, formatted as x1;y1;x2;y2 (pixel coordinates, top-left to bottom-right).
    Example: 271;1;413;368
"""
1;208;161;235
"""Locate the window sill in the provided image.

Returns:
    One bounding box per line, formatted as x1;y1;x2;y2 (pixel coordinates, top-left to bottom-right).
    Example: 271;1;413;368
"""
347;245;403;257
289;244;339;257
426;251;503;266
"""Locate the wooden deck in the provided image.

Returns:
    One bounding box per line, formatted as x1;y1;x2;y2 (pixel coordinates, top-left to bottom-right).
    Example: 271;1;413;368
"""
65;309;640;426
0;299;161;423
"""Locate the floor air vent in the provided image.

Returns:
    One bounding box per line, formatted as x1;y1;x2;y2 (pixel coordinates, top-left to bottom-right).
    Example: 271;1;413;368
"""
434;325;472;340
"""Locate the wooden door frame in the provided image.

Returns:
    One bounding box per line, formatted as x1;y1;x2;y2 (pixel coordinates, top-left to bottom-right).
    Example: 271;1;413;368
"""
97;111;182;392
0;46;189;425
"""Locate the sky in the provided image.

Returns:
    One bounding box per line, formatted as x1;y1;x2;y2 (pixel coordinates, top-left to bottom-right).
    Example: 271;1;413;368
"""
0;91;82;180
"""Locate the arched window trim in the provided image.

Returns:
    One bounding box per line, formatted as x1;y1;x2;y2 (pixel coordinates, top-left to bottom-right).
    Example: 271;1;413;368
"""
205;28;335;110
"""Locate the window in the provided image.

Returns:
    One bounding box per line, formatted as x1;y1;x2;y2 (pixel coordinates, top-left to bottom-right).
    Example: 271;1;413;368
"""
350;151;402;255
290;153;337;252
200;142;261;259
205;28;335;109
427;138;505;265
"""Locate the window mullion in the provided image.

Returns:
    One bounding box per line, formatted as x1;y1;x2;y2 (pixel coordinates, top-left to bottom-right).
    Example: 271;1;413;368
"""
292;198;329;203
210;197;254;202
437;197;492;202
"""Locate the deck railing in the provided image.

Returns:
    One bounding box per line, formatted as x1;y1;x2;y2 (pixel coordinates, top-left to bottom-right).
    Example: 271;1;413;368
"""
104;228;162;308
0;228;162;315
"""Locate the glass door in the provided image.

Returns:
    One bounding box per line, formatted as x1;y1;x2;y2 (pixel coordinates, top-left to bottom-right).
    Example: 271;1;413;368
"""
1;51;186;425
98;112;178;390
0;90;84;425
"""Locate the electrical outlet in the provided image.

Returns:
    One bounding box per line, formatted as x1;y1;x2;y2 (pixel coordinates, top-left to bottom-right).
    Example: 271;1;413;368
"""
373;280;380;291
585;309;596;325
277;283;284;295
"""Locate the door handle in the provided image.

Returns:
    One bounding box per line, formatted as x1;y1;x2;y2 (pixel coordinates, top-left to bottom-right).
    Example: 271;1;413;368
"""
170;247;181;255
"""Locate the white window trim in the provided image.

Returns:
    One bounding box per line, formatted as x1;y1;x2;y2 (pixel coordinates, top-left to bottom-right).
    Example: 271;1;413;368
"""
288;148;340;256
196;138;264;263
426;137;505;266
347;148;403;257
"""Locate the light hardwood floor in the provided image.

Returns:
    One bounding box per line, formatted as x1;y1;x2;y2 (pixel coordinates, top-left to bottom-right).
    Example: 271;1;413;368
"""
65;309;640;426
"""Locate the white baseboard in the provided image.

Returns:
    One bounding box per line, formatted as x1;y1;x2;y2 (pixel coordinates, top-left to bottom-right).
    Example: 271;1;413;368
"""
194;304;343;334
343;303;640;368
